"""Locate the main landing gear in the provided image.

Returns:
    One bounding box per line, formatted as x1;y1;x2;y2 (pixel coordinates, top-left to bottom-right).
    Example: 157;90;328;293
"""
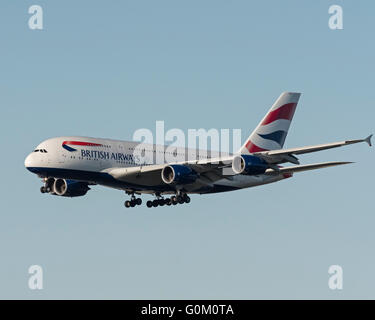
146;193;190;208
124;194;142;208
123;192;191;209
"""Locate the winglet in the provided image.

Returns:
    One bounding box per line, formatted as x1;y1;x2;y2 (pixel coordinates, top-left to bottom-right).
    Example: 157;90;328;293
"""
365;134;373;147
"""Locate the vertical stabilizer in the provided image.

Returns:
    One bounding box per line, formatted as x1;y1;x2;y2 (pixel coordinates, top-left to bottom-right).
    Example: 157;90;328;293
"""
239;92;301;154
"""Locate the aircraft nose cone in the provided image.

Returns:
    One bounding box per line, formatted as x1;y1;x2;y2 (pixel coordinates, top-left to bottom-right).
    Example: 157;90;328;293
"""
24;153;34;171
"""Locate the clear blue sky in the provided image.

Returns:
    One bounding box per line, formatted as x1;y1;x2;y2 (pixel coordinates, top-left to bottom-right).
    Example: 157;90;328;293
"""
1;0;374;299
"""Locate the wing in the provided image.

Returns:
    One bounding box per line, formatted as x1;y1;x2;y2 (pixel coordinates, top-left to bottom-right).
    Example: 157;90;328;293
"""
104;155;234;191
103;135;371;192
254;135;372;164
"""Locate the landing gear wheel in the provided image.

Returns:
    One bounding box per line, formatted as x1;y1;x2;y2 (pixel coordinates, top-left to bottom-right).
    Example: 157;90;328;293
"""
152;200;159;207
40;186;46;193
146;200;153;208
136;198;142;205
177;196;184;204
184;195;191;203
124;200;131;208
171;196;178;205
165;198;172;206
130;200;136;207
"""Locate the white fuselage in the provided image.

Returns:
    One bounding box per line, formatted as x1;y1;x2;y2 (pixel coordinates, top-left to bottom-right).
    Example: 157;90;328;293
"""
24;136;287;194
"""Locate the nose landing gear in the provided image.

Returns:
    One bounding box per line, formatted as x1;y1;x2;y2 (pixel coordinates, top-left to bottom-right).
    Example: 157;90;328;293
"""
40;177;54;194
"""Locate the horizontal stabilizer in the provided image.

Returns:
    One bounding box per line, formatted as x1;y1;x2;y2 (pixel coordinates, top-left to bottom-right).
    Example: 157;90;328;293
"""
265;161;353;175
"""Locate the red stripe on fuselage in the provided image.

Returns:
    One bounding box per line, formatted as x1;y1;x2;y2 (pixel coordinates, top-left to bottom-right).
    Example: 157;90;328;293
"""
245;141;268;153
261;103;297;125
62;141;103;147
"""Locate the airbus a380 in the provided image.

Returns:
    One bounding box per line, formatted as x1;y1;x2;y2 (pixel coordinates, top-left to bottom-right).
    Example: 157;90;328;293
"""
24;92;372;208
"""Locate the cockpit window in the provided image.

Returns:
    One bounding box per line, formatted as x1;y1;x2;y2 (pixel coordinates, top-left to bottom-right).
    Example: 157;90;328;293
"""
33;149;48;153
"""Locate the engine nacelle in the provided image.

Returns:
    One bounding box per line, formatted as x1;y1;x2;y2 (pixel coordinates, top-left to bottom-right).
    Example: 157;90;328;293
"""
161;165;198;184
53;179;90;197
232;154;269;175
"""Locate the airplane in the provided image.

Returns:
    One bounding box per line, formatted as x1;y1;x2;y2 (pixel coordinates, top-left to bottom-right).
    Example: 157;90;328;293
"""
24;92;372;208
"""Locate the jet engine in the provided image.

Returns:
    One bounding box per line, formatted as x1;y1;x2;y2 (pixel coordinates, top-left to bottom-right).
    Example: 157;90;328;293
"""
161;165;198;184
53;179;90;197
232;154;269;175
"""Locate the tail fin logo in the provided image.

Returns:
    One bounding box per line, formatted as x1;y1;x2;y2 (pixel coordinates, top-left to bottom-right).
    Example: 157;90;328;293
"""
240;92;301;154
261;102;297;126
258;130;288;146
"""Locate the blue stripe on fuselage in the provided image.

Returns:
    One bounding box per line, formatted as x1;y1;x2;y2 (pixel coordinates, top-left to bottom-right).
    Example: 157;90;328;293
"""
62;144;77;152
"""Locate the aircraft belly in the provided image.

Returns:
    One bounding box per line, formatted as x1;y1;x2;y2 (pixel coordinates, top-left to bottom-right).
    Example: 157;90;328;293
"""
115;171;163;187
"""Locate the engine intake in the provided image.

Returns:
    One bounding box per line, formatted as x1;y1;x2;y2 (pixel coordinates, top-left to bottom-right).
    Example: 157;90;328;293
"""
161;165;198;184
53;179;90;197
232;154;269;175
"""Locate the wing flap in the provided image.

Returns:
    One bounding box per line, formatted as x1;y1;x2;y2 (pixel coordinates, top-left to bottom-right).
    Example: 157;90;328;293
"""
264;161;353;175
